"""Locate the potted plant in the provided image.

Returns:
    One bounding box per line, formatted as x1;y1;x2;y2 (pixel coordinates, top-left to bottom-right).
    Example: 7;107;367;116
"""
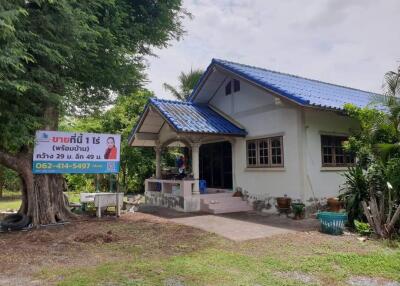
233;187;243;197
291;202;305;219
327;197;342;212
276;195;291;209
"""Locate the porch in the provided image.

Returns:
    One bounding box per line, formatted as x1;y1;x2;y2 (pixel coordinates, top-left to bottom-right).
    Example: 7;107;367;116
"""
128;98;250;213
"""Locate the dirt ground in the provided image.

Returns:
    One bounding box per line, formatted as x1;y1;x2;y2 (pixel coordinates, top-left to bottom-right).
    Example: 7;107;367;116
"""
0;210;399;286
0;212;212;286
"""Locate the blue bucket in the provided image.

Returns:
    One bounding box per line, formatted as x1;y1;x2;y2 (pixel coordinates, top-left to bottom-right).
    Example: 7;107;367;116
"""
317;211;348;235
199;180;207;194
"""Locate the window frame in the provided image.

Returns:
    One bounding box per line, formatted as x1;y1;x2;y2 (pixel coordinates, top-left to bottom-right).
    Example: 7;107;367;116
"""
225;81;232;95
320;134;355;167
233;79;240;92
225;79;240;95
246;136;284;168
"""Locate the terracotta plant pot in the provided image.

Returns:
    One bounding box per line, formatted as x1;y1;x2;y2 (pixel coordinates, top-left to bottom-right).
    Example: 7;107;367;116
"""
276;197;291;209
327;197;342;212
232;190;243;197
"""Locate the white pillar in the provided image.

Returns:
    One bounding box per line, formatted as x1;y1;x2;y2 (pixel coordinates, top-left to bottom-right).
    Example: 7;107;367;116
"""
155;145;162;179
229;138;237;192
191;142;201;195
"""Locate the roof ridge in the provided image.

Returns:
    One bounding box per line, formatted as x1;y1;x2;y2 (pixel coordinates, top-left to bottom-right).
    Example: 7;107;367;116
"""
212;58;382;96
150;97;209;106
150;97;190;105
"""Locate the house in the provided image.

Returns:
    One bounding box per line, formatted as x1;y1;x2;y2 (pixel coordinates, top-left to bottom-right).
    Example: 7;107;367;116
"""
128;59;378;213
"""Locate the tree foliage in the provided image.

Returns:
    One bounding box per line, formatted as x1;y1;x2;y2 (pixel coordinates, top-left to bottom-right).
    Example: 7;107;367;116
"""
0;0;188;225
163;68;203;100
62;89;154;193
342;66;400;238
0;0;188;151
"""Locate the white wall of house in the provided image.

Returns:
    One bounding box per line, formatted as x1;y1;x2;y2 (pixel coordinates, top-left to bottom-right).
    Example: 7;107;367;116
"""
209;77;304;201
206;74;359;203
303;110;359;201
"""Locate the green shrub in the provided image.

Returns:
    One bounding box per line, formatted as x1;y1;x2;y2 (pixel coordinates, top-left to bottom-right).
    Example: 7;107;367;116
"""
339;166;369;225
354;220;372;236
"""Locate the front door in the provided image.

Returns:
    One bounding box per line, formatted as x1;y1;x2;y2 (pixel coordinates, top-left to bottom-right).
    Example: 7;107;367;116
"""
199;141;232;189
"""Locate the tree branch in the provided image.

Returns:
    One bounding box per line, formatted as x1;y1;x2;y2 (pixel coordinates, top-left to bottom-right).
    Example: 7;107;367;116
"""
386;205;400;235
0;149;21;173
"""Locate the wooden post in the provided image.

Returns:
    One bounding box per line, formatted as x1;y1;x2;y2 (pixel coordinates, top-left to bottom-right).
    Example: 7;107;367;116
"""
96;174;100;193
97;199;102;218
116;174;120;217
109;174;113;192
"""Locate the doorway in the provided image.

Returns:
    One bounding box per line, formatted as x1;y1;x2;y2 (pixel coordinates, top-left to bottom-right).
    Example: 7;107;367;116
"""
199;141;232;189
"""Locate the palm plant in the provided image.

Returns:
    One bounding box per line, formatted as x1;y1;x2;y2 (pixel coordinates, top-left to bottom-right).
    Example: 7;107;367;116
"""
339;165;369;225
363;66;400;238
383;66;400;98
343;65;400;238
163;68;204;100
375;67;400;160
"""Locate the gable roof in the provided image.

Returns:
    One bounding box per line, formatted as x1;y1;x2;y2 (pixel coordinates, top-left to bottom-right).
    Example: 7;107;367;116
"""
131;98;246;141
189;58;381;110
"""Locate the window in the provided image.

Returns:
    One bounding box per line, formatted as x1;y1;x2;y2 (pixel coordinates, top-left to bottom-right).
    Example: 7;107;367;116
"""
247;136;283;168
225;82;231;95
321;135;355;167
233;79;240;92
247;141;257;165
225;79;240;95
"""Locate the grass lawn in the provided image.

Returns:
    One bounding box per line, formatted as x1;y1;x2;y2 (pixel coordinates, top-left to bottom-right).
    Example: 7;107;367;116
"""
1;212;400;286
0;199;21;212
0;192;80;212
0;189;21;212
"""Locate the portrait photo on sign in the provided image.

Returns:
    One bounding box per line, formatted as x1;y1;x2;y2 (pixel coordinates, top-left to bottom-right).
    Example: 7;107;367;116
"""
104;137;117;160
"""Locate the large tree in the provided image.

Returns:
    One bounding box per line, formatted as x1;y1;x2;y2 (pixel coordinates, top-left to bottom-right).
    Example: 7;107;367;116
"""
0;0;188;225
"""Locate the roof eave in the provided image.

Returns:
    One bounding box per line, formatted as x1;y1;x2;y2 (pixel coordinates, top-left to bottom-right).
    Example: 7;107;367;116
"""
187;60;218;102
191;59;359;113
127;102;151;146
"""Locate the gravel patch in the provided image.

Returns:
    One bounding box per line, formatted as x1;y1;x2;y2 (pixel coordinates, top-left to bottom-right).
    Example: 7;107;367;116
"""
164;277;185;286
347;276;400;286
275;271;320;285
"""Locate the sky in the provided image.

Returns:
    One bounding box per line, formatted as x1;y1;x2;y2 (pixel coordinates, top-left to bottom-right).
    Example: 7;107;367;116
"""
145;0;400;100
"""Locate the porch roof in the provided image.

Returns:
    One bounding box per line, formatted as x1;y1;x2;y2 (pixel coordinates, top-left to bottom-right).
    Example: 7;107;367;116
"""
128;98;246;146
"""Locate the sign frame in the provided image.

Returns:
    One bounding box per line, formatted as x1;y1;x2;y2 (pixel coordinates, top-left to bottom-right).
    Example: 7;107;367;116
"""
32;130;121;174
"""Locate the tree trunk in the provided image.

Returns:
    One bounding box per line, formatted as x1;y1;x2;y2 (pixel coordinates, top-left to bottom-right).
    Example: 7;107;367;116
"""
385;205;400;237
0;167;3;198
0;149;75;226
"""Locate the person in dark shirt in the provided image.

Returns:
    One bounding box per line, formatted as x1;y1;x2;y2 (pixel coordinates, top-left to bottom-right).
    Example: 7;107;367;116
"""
176;155;185;179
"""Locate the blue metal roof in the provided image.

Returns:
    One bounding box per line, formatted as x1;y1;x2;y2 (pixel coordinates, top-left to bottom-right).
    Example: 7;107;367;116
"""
190;59;381;110
149;98;246;136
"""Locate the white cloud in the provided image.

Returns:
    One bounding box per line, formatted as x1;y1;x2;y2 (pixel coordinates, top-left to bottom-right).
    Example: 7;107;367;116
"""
145;0;400;99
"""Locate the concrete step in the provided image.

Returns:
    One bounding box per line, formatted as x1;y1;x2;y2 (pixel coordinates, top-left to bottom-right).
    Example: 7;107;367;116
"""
205;200;250;209
200;196;244;204
200;192;234;200
200;196;253;214
202;203;253;214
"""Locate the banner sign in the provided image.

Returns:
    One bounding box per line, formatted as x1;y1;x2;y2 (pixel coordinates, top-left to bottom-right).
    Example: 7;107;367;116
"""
33;131;121;174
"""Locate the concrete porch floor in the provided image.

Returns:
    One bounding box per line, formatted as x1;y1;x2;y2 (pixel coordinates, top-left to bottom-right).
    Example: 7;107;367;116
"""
138;206;320;241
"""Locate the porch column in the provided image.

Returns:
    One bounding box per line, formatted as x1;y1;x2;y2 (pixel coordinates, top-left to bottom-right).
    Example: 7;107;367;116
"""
228;138;237;191
191;142;201;195
155;145;162;179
